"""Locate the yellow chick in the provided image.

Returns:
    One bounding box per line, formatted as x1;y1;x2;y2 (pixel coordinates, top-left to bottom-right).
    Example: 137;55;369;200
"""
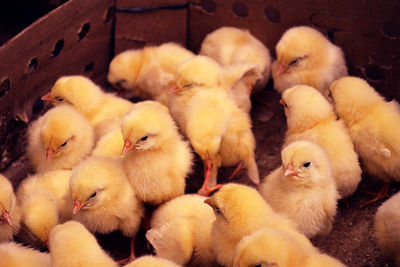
272;26;347;99
200;26;271;93
0;174;21;243
16;170;72;247
0;242;51;267
205;183;298;267
108;42;195;105
26;105;95;172
121;101;192;205
330;76;400;205
49;220;118;267
124;255;182;267
146;194;216;266
374;192;400;266
42;75;134;139
282;85;362;199
70;156;144;263
260;140;339;238
234;228;345;267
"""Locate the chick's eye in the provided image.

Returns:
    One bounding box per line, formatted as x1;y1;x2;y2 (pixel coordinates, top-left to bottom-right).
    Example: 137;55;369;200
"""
60;141;68;147
303;162;311;168
183;83;193;89
90;191;97;198
55;96;64;102
140;136;148;141
252;265;262;267
289;58;300;66
214;207;222;215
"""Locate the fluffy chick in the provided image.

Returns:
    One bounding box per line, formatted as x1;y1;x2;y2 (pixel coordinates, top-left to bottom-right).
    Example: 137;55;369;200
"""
146;194;216;266
272;26;347;99
27;105;94;172
200;26;271;93
49;220;118;267
0;174;21;243
0;242;51;267
260;140;339;238
124;256;182;267
374;192;400;265
42;75;134;138
108;42;195;105
121;101;192;205
16;170;72;247
205;183;298;267
70;156;143;261
282;85;361;199
331;77;400;199
234;228;345;267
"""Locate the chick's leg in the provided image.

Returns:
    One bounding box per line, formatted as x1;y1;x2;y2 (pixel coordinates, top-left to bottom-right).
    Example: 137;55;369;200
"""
227;161;245;180
197;158;222;196
117;237;136;265
360;183;390;208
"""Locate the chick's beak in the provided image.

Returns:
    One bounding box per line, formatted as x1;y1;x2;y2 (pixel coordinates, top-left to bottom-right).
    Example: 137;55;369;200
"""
276;64;288;76
122;138;134;155
284;161;299;177
73;199;83;215
204;198;213;208
247;82;253;94
41;93;52;102
2;210;12;226
46;147;55;162
168;83;182;95
279;99;285;105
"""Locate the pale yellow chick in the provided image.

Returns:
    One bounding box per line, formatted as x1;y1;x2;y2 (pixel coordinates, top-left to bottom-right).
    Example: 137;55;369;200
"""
124;255;182;267
234;228;345;267
374;192;400;266
146;194;216;266
70;156;143;262
49;220;118;267
0;174;21;243
200;26;271;93
272;26;347;99
108;42;195;105
27;105;95;172
331;76;400;204
260;140;339;238
121;101;192;205
205;183;298;267
42;75;134;138
282;85;361;198
0;242;51;267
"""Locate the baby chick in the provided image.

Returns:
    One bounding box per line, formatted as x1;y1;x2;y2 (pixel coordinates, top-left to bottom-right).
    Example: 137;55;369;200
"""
0;174;21;243
260;140;339;238
121;101;192;205
331;76;400;205
205;183;298;267
282;85;361;199
146;194;216;266
0;242;51;267
49;221;118;267
272;26;347;99
42;75;134;139
108;42;195;105
70;156;144;263
374;192;400;265
200;26;271;93
234;228;345;267
124;255;182;267
27;105;95;172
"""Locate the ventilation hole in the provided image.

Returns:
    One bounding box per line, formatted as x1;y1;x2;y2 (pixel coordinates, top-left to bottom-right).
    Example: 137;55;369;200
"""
32;97;44;115
232;1;248;18
52;39;64;57
264;7;281;23
327;31;335;43
25;58;38;74
0;78;10;98
364;65;385;81
382;21;400;40
104;6;115;23
78;23;90;40
84;62;94;73
199;0;217;13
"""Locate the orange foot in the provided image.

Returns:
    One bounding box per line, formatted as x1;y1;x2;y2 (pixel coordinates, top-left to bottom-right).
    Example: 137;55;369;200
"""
197;184;222;196
360;183;390;208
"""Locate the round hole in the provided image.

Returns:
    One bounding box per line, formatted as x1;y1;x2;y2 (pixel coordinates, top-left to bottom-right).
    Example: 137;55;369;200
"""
364;65;385;81
78;23;90;40
84;62;94;73
382;21;400;40
264;7;281;23
32;97;44;115
25;58;38;74
52;39;64;57
0;78;10;98
199;0;217;13
232;1;248;18
104;6;115;23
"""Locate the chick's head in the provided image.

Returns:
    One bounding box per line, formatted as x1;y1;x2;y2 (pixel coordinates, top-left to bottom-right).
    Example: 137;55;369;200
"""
0;175;15;226
274;26;331;76
281;140;332;186
281;85;335;132
108;49;143;90
44;75;104;118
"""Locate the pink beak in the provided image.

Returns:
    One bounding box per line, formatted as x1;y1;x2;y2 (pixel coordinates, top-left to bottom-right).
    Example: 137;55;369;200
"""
46;147;55;162
247;82;253;95
204;198;213;208
276;64;288;76
168;83;182;95
41;93;52;102
284;161;298;177
2;210;12;226
73;199;83;215
122;138;135;155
